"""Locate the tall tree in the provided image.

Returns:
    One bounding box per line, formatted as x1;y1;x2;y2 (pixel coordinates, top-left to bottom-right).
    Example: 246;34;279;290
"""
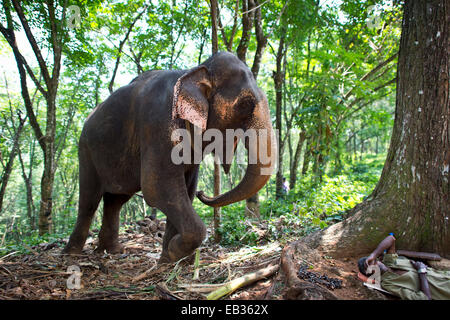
0;0;67;234
0;84;26;213
307;0;450;257
273;29;287;199
209;0;222;243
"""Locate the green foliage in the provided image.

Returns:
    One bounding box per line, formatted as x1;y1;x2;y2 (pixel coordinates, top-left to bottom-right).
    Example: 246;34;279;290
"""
191;153;383;248
0;0;399;255
0;230;67;256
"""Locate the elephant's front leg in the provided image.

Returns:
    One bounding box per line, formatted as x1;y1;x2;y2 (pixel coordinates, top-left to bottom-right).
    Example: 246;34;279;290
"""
159;219;177;263
143;173;206;263
159;201;206;263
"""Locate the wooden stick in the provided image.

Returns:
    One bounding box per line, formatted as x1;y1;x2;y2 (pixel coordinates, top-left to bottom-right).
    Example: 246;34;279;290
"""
155;283;181;300
396;250;441;261
178;283;224;293
132;263;168;283
193;248;200;280
206;263;279;300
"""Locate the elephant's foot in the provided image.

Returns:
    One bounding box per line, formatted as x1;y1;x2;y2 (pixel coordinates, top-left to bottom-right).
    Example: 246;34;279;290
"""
62;244;84;255
158;253;171;264
94;242;124;254
164;231;205;263
158;250;196;265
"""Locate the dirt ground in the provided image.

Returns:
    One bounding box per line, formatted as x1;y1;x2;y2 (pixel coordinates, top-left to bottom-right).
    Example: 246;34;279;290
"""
0;217;391;300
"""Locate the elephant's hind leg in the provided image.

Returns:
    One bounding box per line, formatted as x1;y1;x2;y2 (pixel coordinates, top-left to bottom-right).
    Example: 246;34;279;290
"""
95;193;131;254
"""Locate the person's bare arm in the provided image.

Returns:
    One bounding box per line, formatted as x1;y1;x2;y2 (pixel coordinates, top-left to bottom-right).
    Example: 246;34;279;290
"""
411;260;432;300
366;235;396;266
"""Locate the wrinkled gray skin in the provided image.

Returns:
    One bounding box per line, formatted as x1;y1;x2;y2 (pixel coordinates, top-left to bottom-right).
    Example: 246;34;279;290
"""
63;52;274;263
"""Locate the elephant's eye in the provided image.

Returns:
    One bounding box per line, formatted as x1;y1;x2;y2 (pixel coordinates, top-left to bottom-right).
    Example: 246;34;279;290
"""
236;96;256;116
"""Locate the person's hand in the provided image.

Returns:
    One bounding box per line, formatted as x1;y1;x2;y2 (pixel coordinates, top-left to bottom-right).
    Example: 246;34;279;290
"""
410;260;427;271
365;254;377;267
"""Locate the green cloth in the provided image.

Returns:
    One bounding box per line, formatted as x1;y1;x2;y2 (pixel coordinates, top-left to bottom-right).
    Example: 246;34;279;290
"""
380;253;450;300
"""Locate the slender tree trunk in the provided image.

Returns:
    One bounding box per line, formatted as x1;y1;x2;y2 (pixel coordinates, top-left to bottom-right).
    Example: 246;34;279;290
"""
301;139;311;175
18;139;36;230
236;0;269;216
273;31;286;199
332;135;343;175
290;131;306;190
210;0;219;54
0;115;25;213
1;0;65;235
108;5;148;93
306;0;450;258
209;0;222;242
251;0;267;78
213;159;222;242
94;55;104;107
236;0;254;62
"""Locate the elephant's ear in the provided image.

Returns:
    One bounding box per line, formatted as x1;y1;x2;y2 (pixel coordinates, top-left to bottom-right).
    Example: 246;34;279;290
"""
172;66;212;131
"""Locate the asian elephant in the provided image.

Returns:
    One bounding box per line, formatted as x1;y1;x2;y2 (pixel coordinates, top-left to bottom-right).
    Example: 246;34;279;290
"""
63;52;276;263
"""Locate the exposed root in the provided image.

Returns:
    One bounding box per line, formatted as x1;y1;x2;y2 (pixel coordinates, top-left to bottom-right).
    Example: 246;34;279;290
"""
280;241;338;300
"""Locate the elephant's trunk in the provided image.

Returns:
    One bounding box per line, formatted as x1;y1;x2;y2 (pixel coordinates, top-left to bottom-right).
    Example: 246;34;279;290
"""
197;117;276;208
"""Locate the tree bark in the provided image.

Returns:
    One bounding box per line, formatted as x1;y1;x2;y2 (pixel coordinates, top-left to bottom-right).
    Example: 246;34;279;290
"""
305;0;450;258
209;0;219;54
236;0;255;63
251;0;267;79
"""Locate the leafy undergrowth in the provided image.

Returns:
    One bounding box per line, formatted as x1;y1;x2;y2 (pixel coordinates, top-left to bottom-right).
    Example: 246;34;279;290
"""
0;216;388;300
192;172;378;248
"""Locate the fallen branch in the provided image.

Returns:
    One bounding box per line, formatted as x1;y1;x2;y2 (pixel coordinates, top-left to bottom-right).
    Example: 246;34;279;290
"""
178;283;224;293
206;263;279;300
155;283;181;300
132;263;168;283
0;251;18;262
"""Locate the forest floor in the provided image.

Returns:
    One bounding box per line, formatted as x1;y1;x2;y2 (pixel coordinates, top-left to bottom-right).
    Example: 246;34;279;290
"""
0;217;391;300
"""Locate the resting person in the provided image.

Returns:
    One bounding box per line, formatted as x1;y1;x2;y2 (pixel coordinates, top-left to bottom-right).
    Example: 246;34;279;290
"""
358;235;450;300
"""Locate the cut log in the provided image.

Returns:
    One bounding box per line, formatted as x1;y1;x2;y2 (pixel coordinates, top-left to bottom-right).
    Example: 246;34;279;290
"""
206;263;279;300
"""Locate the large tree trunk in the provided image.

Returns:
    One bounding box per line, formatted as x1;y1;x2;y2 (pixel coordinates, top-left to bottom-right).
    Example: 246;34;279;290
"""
306;0;450;258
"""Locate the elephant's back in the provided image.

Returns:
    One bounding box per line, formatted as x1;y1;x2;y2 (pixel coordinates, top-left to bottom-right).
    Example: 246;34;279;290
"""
78;83;140;193
78;69;184;193
82;84;134;144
